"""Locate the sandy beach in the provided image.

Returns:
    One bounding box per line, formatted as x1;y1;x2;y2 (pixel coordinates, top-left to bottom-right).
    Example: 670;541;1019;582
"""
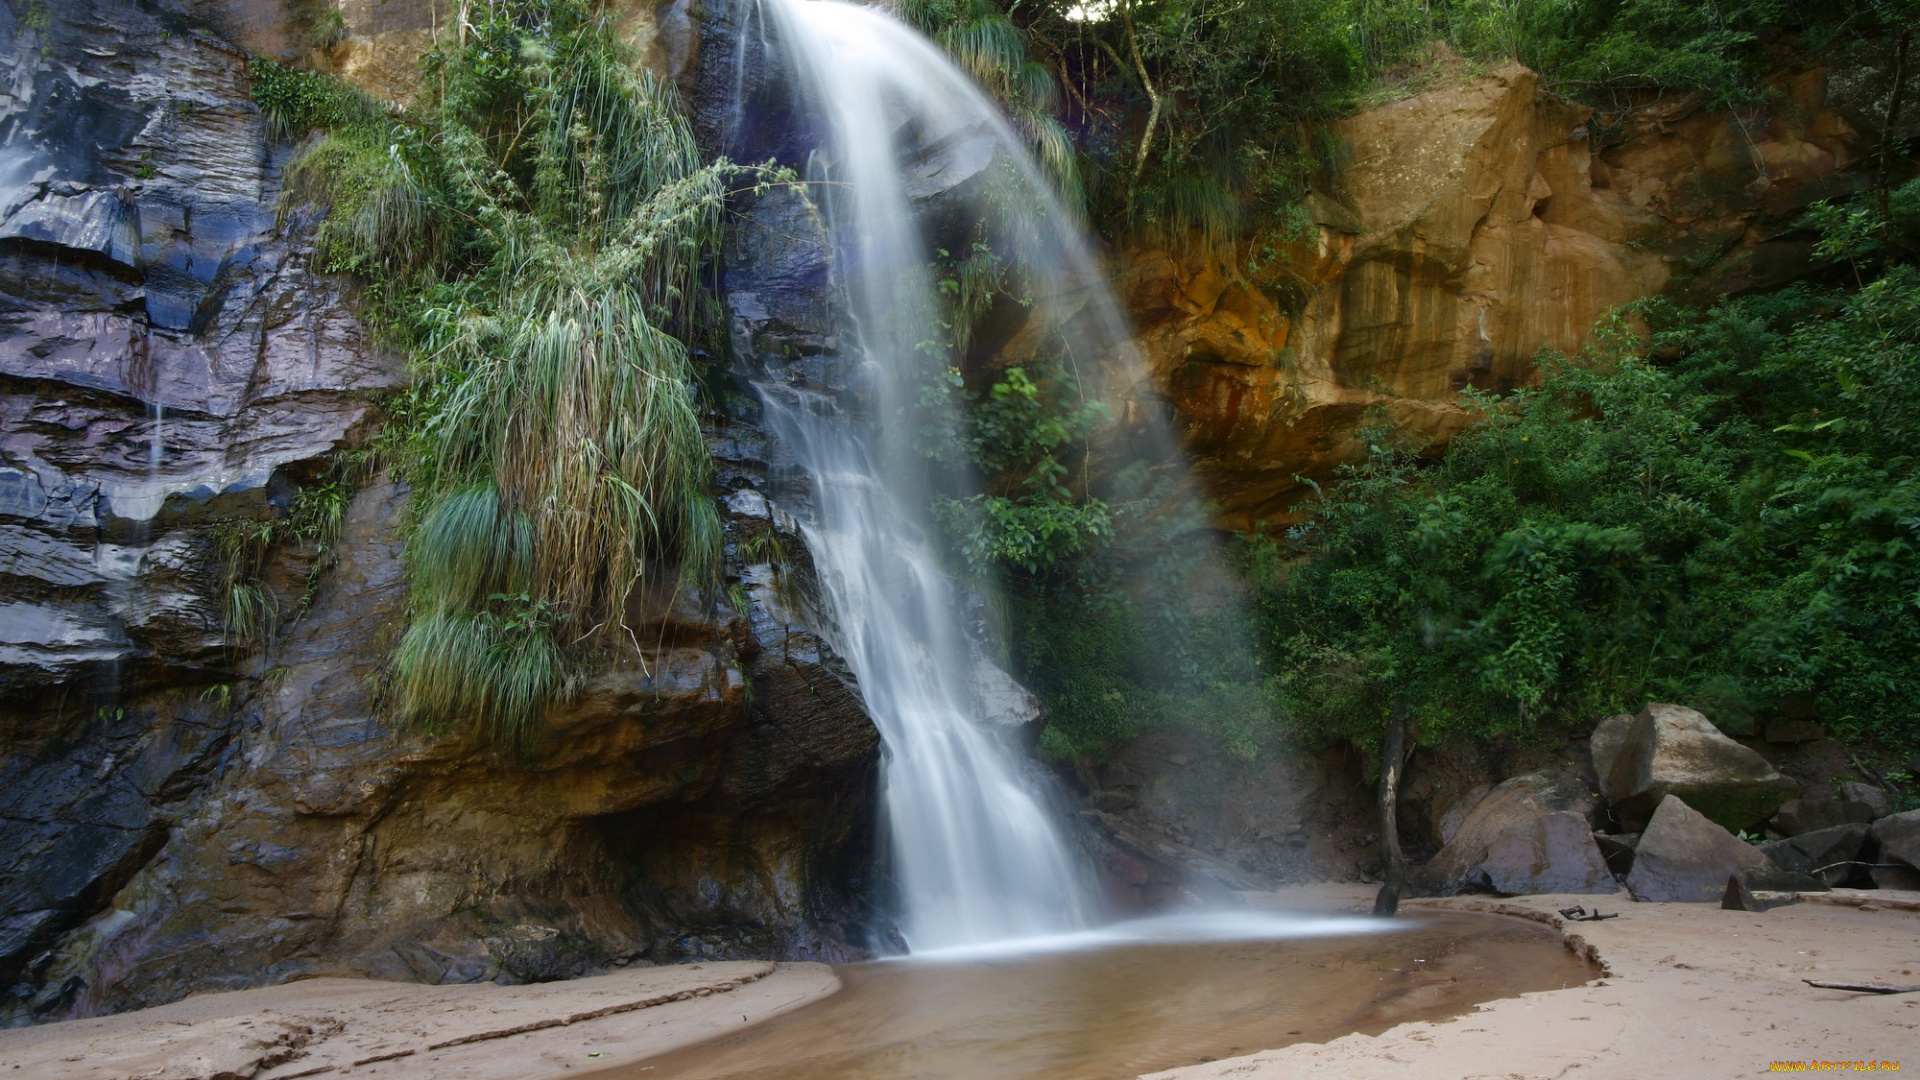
1155;887;1920;1079
5;888;1917;1079
0;961;837;1079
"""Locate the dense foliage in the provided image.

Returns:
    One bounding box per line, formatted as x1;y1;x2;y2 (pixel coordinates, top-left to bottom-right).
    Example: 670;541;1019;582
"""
1254;186;1920;764
257;1;770;743
901;0;1913;247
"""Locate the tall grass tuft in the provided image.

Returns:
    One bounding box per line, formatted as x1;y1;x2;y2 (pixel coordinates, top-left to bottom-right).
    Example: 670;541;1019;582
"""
274;2;750;745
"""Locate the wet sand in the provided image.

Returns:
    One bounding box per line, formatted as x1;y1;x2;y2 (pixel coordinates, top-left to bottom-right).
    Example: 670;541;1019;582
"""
596;911;1592;1080
1154;888;1920;1080
30;886;1903;1080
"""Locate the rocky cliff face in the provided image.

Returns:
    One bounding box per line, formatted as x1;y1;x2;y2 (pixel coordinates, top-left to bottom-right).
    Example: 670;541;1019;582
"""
1130;53;1897;530
1;0;883;1024
0;0;1900;1026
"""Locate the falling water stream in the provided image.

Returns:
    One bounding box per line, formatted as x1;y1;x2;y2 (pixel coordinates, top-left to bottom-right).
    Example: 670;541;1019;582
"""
742;0;1148;951
701;22;1598;1079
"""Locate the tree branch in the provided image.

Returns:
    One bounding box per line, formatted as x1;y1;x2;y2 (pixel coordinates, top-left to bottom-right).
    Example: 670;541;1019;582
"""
1117;0;1161;188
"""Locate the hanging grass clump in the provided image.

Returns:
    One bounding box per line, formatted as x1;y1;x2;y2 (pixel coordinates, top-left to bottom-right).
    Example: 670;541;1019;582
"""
266;1;762;745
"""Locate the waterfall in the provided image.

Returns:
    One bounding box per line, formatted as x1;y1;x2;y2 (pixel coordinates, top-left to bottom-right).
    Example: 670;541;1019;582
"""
738;0;1152;951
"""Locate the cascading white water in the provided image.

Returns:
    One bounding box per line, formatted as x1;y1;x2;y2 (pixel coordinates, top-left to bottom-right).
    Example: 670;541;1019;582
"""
742;0;1153;951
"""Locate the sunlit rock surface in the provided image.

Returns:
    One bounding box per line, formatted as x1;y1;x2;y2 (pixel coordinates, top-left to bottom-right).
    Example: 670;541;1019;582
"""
1122;54;1887;530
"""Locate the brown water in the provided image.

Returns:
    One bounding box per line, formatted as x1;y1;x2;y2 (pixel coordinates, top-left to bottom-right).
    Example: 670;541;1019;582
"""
598;911;1592;1080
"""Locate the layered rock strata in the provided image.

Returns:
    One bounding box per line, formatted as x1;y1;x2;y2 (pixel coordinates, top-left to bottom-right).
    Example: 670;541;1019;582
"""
1;0;883;1024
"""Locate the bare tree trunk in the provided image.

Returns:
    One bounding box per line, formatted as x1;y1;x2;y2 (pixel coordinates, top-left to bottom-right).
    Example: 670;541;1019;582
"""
1118;0;1161;189
1880;31;1912;248
1372;701;1409;917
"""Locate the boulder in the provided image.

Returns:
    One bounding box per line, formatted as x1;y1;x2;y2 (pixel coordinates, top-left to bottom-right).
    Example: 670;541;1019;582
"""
1589;713;1634;794
1771;798;1877;836
1416;771;1598;894
1838;781;1893;819
1871;809;1920;869
1434;782;1493;847
1474;811;1615;895
1872;864;1920;890
1721;866;1826;911
1625;795;1770;903
1604;704;1798;831
1760;824;1869;885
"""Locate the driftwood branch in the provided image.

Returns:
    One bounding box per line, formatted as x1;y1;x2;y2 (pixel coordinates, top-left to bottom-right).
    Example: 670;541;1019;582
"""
1804;980;1920;995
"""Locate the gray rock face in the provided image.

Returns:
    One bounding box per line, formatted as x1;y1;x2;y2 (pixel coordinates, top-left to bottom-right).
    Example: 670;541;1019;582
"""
1416;770;1598;894
1872;809;1920;870
1;0;888;1023
12;472;883;1021
1604;704;1797;832
1434;782;1492;847
1474;811;1615;895
1589;713;1633;792
0;0;398;1000
1625;795;1769;903
0;0;400;703
1837;781;1892;819
1760;824;1868;885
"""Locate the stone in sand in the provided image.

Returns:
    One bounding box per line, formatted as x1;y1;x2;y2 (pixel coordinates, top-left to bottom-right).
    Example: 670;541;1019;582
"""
1625;794;1769;903
1474;811;1614;895
1604;704;1797;832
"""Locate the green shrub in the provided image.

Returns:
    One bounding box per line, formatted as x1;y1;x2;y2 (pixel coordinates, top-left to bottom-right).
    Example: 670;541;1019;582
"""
1254;186;1920;763
263;1;776;744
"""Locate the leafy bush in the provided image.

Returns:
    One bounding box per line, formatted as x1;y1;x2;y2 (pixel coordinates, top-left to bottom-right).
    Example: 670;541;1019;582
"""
264;1;774;743
903;0;1910;251
1255;186;1920;762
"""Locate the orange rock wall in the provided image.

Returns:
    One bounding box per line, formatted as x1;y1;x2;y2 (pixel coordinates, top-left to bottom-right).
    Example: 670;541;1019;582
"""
1126;62;1878;531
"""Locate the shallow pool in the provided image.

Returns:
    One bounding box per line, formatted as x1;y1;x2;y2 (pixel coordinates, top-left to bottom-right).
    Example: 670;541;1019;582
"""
598;909;1593;1080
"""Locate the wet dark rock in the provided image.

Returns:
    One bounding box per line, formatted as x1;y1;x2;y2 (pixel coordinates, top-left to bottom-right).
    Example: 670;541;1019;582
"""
1872;864;1920;890
13;477;882;1020
1603;704;1797;832
1837;781;1892;819
1594;832;1639;877
1;0;886;1023
723;185;837;366
0;0;399;703
1760;825;1867;886
1624;795;1770;903
1771;798;1877;836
